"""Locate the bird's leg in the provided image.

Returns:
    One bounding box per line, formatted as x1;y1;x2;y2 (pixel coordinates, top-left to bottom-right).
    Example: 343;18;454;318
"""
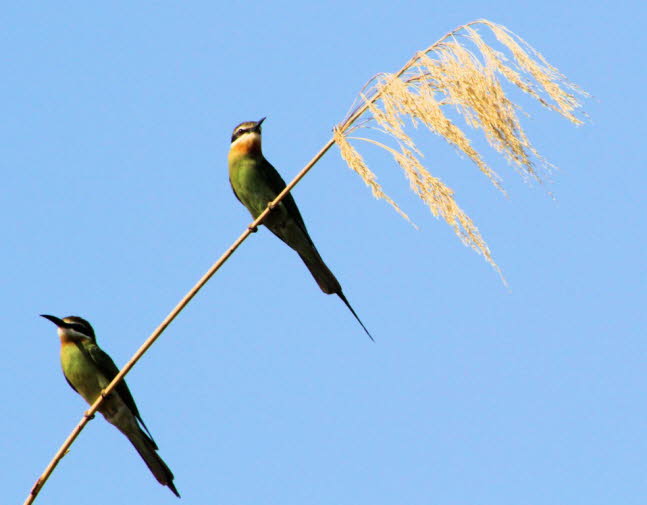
254;200;279;231
100;389;114;402
249;200;280;233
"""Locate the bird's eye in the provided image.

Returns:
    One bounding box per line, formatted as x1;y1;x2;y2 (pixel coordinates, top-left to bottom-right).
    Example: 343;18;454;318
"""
237;128;245;135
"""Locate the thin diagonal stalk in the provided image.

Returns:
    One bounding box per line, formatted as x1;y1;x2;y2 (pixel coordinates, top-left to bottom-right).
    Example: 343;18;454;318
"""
23;136;345;505
23;20;507;505
23;140;332;505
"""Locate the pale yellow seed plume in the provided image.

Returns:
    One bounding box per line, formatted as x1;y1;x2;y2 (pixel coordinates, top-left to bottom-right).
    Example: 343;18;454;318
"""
333;19;586;280
333;127;413;226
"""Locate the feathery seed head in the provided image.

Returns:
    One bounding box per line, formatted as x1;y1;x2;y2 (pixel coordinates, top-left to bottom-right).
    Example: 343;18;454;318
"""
334;20;587;282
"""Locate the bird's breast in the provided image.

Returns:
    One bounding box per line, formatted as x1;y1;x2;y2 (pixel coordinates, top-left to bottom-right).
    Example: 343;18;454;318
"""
60;342;104;404
229;156;278;218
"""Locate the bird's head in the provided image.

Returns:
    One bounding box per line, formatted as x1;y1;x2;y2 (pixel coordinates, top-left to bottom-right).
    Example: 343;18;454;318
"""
41;315;96;343
229;117;266;156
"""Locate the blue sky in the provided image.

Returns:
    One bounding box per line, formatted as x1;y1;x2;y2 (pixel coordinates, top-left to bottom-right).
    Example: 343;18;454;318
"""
3;1;645;504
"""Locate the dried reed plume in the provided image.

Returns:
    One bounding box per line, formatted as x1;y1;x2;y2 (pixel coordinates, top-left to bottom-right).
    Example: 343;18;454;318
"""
334;19;587;278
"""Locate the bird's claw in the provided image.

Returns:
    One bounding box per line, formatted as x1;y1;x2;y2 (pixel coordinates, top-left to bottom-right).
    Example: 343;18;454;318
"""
248;225;258;233
85;413;95;420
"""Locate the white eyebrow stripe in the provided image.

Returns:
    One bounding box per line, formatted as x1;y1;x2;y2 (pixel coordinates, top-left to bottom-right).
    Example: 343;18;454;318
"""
59;326;92;340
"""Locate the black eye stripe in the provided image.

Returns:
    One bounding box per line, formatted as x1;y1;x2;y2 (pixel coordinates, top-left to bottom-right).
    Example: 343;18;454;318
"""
64;322;92;336
231;128;249;143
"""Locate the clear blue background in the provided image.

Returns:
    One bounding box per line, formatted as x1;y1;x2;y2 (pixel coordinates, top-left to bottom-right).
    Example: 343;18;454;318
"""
3;2;645;504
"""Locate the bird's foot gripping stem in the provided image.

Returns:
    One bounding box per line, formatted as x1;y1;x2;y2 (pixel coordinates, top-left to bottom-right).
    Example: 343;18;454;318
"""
248;225;258;233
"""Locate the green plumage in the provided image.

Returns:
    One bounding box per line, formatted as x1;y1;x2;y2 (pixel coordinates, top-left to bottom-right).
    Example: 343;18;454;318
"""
229;154;330;280
228;119;373;340
46;315;179;497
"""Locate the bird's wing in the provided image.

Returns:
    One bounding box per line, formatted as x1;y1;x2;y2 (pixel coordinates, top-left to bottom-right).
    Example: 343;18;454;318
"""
85;342;157;445
261;157;314;244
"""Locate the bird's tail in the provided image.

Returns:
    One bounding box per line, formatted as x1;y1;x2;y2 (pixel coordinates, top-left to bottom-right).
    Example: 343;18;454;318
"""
298;249;341;295
127;426;180;497
336;291;374;341
298;251;374;341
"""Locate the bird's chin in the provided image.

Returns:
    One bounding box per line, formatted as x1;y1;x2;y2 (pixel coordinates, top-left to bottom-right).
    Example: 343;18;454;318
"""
230;132;262;156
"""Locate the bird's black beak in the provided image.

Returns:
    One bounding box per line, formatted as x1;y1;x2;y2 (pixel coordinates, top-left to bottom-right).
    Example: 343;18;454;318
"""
40;314;65;327
254;117;266;131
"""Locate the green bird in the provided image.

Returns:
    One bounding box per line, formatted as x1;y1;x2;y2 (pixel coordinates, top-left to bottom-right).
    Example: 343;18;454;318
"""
228;117;373;340
41;315;180;497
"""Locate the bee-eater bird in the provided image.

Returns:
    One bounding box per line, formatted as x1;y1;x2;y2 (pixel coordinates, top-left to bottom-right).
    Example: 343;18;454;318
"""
228;117;373;340
40;315;180;497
